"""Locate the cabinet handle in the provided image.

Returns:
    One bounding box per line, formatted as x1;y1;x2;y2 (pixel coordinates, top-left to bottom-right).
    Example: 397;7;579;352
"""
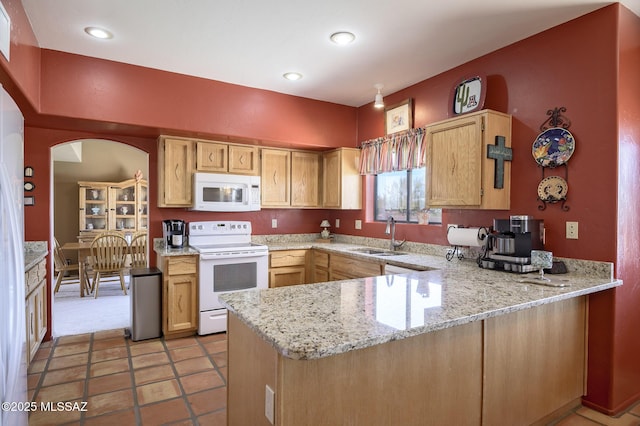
178;295;183;313
209;153;214;162
174;164;180;179
451;155;456;175
30;312;34;335
239;154;245;165
272;171;277;184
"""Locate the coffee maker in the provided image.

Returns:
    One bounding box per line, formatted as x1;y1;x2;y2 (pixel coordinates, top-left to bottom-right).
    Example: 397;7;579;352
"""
163;219;186;248
481;215;545;273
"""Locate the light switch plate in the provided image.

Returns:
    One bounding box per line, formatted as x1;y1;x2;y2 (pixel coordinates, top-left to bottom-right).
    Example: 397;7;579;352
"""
271;219;278;228
335;219;340;228
355;220;362;230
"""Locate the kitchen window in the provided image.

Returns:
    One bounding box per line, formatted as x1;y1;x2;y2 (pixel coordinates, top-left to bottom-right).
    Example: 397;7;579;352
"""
374;167;442;224
375;167;426;222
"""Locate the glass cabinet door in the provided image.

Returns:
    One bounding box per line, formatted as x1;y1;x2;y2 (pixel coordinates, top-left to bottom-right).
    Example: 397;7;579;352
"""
79;185;109;235
110;182;137;231
136;181;148;231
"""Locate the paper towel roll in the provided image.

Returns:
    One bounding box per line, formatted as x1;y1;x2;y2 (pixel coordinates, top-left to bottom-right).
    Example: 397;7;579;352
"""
447;227;487;247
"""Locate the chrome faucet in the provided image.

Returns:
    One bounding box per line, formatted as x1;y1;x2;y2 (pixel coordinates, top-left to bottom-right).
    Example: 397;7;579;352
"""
385;217;406;251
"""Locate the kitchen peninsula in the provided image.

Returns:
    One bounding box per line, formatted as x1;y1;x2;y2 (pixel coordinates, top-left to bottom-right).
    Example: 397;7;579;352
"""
220;251;621;425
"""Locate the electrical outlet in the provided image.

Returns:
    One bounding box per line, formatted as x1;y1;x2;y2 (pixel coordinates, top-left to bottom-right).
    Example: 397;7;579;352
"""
265;385;275;424
566;221;578;239
355;220;362;230
335;219;340;228
271;219;278;228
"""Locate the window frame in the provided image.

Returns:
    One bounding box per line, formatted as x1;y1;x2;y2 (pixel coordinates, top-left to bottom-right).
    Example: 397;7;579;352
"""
373;167;425;223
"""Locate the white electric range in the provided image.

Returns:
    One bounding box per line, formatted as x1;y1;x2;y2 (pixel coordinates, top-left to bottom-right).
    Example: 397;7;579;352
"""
189;221;268;334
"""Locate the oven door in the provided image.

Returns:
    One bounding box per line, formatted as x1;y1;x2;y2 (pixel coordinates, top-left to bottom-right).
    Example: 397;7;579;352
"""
198;251;268;312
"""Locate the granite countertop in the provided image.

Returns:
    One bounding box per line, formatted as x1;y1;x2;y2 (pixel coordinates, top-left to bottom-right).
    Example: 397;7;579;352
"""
25;241;48;270
220;243;622;361
152;239;200;256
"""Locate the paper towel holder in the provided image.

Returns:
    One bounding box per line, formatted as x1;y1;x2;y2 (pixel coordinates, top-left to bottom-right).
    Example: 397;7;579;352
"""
446;226;489;261
446;225;465;261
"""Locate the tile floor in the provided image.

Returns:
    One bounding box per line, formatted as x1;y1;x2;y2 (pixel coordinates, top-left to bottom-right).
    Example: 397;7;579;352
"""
28;329;227;425
28;328;640;426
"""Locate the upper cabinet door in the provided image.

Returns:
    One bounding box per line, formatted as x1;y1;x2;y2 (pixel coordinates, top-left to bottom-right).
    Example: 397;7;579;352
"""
196;142;228;173
260;149;291;207
291;151;321;208
228;145;259;175
158;137;195;207
427;115;483;206
322;148;361;210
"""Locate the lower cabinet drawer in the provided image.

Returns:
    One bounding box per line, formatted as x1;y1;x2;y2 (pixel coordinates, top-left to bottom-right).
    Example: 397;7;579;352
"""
167;256;197;275
270;250;307;268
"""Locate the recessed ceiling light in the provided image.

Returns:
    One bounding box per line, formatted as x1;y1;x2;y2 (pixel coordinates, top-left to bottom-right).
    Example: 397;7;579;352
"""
283;72;303;81
330;31;355;45
84;26;113;39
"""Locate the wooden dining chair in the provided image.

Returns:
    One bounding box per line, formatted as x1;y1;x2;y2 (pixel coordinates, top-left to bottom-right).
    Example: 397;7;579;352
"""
129;231;148;268
53;238;91;296
90;232;129;298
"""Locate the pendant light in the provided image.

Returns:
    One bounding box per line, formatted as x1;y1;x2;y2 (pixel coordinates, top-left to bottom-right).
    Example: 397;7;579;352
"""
374;84;385;109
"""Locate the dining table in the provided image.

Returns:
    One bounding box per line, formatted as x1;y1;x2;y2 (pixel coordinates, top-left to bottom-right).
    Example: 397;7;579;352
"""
61;241;92;297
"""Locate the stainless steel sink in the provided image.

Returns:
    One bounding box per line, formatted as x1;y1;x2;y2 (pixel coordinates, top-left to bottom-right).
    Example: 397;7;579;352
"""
350;248;405;256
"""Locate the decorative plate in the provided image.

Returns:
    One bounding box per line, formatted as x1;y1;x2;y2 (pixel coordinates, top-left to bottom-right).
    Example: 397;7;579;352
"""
449;74;486;116
532;127;575;167
537;176;568;201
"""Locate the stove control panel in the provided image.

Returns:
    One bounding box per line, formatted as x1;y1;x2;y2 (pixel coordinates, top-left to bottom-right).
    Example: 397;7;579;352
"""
189;221;252;236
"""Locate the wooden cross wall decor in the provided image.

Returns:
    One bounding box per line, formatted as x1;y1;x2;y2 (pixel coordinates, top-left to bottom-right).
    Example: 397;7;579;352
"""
487;135;512;189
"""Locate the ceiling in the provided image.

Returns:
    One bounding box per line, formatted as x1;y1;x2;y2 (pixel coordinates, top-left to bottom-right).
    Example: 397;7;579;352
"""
21;0;640;108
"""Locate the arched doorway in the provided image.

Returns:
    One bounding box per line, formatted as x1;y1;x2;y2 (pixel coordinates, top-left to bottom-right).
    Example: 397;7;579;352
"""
51;139;149;337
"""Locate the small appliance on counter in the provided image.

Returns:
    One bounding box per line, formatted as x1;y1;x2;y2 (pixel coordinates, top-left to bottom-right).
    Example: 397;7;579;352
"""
163;219;186;248
480;215;545;273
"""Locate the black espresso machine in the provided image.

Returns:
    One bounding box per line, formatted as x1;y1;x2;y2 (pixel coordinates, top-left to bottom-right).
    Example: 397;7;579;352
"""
163;219;186;248
480;215;545;273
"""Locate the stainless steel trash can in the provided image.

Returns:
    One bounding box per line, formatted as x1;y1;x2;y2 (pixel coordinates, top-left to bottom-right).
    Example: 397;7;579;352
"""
129;267;162;341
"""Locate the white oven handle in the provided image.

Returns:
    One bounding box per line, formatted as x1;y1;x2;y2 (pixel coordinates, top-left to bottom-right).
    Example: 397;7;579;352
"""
199;251;268;261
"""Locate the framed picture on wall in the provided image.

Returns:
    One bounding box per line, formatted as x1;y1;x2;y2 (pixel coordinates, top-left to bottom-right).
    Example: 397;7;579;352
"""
385;99;413;135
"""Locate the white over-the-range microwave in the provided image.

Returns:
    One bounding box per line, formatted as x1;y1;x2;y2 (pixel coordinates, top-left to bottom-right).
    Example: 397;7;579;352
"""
192;172;261;212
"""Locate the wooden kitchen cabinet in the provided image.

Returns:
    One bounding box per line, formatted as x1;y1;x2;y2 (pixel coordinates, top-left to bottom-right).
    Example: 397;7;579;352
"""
261;148;291;207
196;141;227;172
291;151;322;207
196;141;259;175
158;254;198;339
229;144;259;175
269;250;308;287
25;258;47;363
425;109;511;209
158;136;195;207
329;252;383;280
322;148;361;210
261;148;323;209
310;250;330;283
78;178;148;241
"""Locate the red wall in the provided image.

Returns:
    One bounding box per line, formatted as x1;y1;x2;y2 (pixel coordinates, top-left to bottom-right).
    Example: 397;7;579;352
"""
38;50;357;150
6;0;640;415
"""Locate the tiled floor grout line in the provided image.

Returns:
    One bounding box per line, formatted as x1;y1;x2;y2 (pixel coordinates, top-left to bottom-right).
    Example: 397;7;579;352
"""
196;335;228;387
124;334;143;426
160;337;201;424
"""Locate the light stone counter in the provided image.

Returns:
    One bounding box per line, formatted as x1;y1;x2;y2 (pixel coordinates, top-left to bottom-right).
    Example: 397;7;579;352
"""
24;241;48;270
220;244;621;360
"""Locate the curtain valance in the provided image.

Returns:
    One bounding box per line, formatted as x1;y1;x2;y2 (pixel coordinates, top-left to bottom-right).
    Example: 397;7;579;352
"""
358;127;426;175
